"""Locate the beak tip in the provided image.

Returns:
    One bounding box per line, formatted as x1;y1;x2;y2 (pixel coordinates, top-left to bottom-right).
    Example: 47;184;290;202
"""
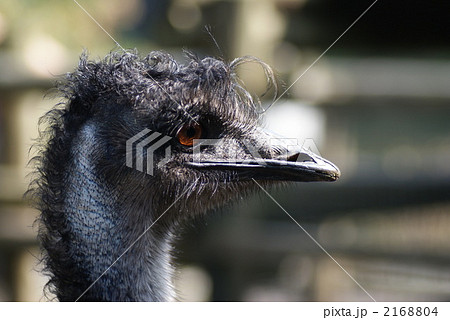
330;170;341;181
332;166;341;181
313;156;340;182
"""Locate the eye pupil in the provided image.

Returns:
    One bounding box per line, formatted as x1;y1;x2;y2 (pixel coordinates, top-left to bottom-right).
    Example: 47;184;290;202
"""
186;127;196;138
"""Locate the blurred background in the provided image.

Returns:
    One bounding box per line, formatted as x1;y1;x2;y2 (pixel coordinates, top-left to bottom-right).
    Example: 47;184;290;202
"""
0;0;449;301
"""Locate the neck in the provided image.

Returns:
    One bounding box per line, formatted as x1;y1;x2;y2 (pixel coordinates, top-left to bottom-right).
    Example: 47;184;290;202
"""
53;123;175;301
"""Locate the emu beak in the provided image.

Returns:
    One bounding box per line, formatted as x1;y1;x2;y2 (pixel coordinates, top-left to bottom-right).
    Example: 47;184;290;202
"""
185;139;340;183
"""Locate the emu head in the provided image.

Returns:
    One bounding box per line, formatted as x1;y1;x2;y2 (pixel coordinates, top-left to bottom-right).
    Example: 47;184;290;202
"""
58;50;339;228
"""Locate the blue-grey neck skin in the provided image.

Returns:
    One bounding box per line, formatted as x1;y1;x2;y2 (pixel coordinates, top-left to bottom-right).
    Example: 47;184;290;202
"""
62;123;175;301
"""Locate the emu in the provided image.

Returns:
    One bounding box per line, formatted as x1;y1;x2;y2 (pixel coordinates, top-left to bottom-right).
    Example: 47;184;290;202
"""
29;50;339;301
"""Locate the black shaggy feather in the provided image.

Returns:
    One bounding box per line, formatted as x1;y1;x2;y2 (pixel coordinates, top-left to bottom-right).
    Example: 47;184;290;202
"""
28;50;281;301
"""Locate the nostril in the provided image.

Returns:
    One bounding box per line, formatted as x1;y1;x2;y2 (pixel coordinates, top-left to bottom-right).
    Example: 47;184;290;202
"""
286;154;298;162
287;153;315;163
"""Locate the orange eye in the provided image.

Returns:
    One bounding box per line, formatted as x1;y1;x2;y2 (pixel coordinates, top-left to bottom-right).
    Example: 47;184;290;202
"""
176;123;203;146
